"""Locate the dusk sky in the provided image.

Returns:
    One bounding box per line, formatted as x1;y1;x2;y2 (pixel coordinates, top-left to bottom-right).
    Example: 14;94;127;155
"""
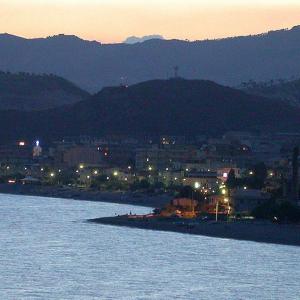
1;0;300;43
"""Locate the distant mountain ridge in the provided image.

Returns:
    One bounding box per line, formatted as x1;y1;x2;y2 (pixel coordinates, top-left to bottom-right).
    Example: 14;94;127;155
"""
123;35;164;44
1;26;300;92
0;79;299;143
0;71;89;110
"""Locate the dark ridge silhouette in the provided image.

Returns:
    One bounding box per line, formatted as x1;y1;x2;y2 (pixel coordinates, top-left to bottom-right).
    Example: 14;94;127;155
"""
241;78;300;107
0;78;299;143
0;71;90;110
1;26;300;92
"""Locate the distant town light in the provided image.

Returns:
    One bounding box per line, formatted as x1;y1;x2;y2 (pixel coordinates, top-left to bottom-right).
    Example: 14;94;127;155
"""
194;182;200;189
40;168;44;172
128;166;132;170
224;198;229;203
243;186;247;190
94;170;98;175
50;172;55;177
223;172;228;178
87;175;90;179
249;171;254;175
148;166;153;171
18;141;25;146
79;164;84;169
221;189;227;195
35;140;40;147
113;171;118;176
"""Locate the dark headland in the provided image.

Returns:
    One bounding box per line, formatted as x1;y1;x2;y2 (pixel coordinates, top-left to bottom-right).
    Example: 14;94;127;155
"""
88;215;300;247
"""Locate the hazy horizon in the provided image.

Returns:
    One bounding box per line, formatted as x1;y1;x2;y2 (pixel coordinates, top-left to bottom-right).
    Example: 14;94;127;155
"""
1;24;300;45
1;0;300;43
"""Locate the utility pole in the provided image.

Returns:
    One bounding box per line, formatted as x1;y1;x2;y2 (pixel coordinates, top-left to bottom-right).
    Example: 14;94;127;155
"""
174;66;179;78
292;146;299;203
215;201;219;222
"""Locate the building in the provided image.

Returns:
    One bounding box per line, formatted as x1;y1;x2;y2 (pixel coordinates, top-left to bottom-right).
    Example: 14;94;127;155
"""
183;171;219;191
231;189;271;215
60;145;102;168
136;144;198;171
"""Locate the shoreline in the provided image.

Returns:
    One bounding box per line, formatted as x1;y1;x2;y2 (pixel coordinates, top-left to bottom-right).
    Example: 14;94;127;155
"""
0;184;171;208
89;215;300;247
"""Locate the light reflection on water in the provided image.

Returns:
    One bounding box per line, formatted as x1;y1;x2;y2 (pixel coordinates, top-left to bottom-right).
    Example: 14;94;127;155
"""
0;194;300;300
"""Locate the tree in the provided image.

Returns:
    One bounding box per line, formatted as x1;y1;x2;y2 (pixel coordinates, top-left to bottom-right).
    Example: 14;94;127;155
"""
226;169;236;190
250;162;268;189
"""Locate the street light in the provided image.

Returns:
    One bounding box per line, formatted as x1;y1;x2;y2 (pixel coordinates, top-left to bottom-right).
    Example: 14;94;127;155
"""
194;182;200;189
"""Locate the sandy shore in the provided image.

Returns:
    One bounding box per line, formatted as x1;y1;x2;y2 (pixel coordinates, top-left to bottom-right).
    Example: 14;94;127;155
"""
0;184;171;208
89;215;300;247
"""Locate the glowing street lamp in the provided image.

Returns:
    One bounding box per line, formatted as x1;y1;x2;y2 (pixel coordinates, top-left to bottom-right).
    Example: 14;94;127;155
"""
221;188;227;195
194;182;200;189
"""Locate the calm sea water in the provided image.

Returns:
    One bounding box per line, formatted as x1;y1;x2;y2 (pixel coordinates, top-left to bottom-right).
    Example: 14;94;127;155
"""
1;193;300;300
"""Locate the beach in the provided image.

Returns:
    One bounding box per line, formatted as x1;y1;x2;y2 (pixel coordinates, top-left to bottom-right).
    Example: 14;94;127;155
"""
89;215;300;247
2;183;300;247
0;184;170;208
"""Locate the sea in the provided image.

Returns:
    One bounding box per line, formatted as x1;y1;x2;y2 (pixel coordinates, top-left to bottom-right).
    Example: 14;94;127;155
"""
1;194;300;300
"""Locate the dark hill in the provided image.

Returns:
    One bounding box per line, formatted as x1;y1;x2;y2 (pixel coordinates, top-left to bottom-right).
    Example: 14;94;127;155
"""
0;79;299;143
0;72;90;111
1;26;300;92
241;78;300;107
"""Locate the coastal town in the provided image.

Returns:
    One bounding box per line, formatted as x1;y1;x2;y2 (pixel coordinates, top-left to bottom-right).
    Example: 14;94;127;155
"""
1;131;300;225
